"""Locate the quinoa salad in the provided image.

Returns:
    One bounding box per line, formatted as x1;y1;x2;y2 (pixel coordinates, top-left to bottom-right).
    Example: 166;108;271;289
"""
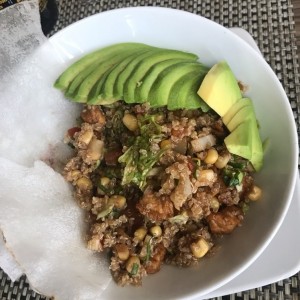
63;103;262;286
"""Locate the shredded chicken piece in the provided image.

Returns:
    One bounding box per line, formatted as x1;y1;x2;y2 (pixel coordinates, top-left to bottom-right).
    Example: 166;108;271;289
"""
136;191;174;222
145;243;166;274
81;105;106;126
160;160;192;210
206;206;243;234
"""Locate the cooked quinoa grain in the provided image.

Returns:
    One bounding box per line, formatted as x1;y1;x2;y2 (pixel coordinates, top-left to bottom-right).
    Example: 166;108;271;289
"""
63;102;261;286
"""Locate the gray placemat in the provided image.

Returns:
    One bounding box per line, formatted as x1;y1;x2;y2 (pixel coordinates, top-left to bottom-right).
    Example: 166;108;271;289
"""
1;0;299;299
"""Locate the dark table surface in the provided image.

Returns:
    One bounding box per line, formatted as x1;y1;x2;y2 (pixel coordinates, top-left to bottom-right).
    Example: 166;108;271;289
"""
0;0;299;299
293;0;300;57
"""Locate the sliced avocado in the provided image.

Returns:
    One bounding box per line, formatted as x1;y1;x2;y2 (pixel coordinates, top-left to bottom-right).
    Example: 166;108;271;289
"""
113;48;162;100
226;103;255;132
197;61;242;117
222;97;252;125
73;56;120;103
87;67;116;105
134;58;191;103
64;62;102;100
224;122;253;161
168;66;209;111
251;123;264;171
184;79;210;112
148;62;204;107
167;70;197;110
225;118;263;171
54;42;150;91
89;49;150;104
73;47;149;103
65;44;149;101
123;50;198;103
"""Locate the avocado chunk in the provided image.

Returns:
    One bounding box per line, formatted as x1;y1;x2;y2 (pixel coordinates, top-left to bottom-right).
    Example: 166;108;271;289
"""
167;67;209;110
148;62;204;107
197;61;263;170
226;103;255;132
134;58;191;103
54;43;150;92
197;61;242;117
123;50;198;103
222;97;252;125
224;122;252;161
250;123;264;171
225;116;263;171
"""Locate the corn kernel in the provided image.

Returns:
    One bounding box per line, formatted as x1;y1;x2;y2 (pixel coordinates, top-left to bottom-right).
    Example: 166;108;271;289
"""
115;244;130;261
134;227;147;241
126;256;141;274
76;177;93;190
214;153;231;169
100;177;110;186
204;148;219;164
150;225;162;237
123;113;138;131
210;197;220;212
248;185;262;201
190;238;210;258
108;195;126;209
160;139;172;149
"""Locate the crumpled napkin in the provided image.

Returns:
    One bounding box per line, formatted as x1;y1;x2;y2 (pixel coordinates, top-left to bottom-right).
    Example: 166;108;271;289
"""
0;0;46;72
0;1;112;298
0;0;44;281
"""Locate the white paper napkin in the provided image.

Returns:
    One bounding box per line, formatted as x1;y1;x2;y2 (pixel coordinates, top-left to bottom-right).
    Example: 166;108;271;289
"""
0;1;112;298
0;0;44;282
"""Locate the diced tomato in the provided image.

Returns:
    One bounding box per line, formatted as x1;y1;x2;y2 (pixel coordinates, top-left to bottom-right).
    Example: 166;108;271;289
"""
187;157;195;172
104;148;123;166
67;127;81;138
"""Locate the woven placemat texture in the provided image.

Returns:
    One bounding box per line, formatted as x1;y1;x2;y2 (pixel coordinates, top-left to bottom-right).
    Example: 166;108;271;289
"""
1;0;299;299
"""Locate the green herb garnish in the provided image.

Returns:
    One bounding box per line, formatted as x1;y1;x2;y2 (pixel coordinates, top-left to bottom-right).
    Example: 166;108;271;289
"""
223;167;244;187
130;263;139;276
145;237;154;263
118;115;166;190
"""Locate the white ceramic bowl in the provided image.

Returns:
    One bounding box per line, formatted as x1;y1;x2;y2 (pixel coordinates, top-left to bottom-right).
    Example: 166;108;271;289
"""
49;7;299;299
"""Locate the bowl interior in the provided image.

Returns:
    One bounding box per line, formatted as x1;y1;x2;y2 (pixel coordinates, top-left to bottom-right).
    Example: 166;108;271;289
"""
49;7;298;299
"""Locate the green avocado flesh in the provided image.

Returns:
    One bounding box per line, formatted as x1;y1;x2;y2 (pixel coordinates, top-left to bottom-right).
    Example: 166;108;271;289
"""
123;50;198;103
74;47;153;103
148;62;205;107
197;61;242;117
198;62;263;171
54;43;149;91
134;58;192;103
224;118;263;171
167;67;209;111
54;43;206;110
89;50;149;103
226;101;255;131
54;43;264;171
222;98;252;125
